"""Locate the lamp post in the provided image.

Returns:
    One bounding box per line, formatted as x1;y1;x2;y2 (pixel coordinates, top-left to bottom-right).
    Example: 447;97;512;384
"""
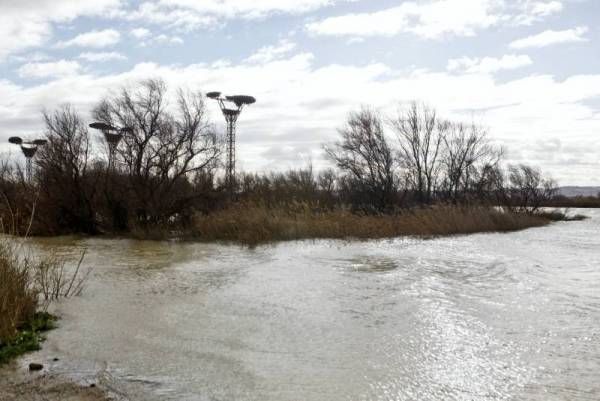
8;136;47;183
206;92;256;192
89;122;133;172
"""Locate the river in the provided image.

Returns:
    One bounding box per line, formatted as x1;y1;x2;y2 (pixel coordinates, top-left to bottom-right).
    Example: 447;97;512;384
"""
13;209;600;400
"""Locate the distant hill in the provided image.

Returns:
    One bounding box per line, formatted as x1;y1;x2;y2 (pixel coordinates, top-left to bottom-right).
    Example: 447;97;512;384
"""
557;187;600;198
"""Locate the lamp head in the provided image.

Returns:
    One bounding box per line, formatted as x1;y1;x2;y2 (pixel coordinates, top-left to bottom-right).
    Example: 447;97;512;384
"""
89;122;117;131
226;95;256;107
8;136;23;145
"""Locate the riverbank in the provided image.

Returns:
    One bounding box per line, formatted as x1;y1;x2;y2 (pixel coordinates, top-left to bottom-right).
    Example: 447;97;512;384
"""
191;205;554;245
0;369;110;401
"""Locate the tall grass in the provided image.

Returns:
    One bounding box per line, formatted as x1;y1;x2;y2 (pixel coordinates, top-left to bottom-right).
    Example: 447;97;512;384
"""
0;237;90;362
192;203;550;245
0;241;38;344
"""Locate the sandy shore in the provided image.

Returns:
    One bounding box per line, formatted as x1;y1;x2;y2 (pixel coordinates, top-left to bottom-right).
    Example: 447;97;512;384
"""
0;368;112;401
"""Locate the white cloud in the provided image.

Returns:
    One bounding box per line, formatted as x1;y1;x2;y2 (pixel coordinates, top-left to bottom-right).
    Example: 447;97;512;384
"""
138;33;185;47
513;1;564;24
0;0;121;61
56;29;121;49
122;2;216;30
8;52;52;63
79;52;127;62
130;27;152;39
122;0;350;30
155;34;184;45
306;0;503;39
129;27;183;46
0;21;50;62
531;1;563;16
245;40;297;64
17;60;81;79
2;55;600;184
162;0;342;17
509;26;588;49
447;54;533;74
306;0;568;39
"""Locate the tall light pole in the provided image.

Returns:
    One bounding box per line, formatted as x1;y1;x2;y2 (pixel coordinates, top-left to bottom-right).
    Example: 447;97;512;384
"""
89;122;133;172
206;92;256;192
8;136;47;183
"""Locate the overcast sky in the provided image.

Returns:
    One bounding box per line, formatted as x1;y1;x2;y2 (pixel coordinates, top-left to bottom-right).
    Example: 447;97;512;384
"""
0;0;599;185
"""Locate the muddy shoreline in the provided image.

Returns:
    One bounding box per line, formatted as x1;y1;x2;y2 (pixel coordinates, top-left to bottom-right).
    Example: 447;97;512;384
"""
0;364;112;401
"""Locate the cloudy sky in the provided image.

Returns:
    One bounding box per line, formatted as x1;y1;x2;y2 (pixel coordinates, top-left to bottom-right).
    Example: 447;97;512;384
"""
0;0;599;185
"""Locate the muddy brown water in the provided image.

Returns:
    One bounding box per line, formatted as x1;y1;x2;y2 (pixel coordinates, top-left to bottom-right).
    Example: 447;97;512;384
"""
8;209;600;400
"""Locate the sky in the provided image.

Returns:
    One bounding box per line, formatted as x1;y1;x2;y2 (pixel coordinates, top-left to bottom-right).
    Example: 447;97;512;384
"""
0;0;599;185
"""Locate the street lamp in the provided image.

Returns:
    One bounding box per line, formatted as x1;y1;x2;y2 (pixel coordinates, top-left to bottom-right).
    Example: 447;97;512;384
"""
8;136;47;182
206;92;256;192
89;122;133;172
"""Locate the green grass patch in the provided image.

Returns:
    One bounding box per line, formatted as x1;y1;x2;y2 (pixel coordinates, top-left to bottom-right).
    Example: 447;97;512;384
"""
0;312;57;365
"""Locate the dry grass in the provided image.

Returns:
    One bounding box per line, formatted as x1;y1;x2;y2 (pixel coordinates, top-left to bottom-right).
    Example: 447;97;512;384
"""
191;203;550;245
0;241;38;344
0;238;90;362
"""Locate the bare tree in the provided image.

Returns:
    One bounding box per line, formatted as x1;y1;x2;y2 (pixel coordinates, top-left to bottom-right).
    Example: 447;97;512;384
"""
317;168;336;194
440;122;500;203
508;164;557;213
36;105;98;233
284;164;317;201
93;79;220;227
0;160;21;234
325;108;396;211
391;102;445;204
470;162;506;205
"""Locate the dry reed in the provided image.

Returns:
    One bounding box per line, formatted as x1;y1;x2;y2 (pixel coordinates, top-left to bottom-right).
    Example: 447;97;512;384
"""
0;238;90;351
0;241;38;344
192;203;550;245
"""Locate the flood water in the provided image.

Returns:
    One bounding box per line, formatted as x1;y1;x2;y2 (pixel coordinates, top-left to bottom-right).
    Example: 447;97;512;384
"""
15;209;600;400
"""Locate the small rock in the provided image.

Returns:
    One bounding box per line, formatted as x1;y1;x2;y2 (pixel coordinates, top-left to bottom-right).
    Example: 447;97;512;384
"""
89;383;96;388
53;357;59;361
29;363;43;371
